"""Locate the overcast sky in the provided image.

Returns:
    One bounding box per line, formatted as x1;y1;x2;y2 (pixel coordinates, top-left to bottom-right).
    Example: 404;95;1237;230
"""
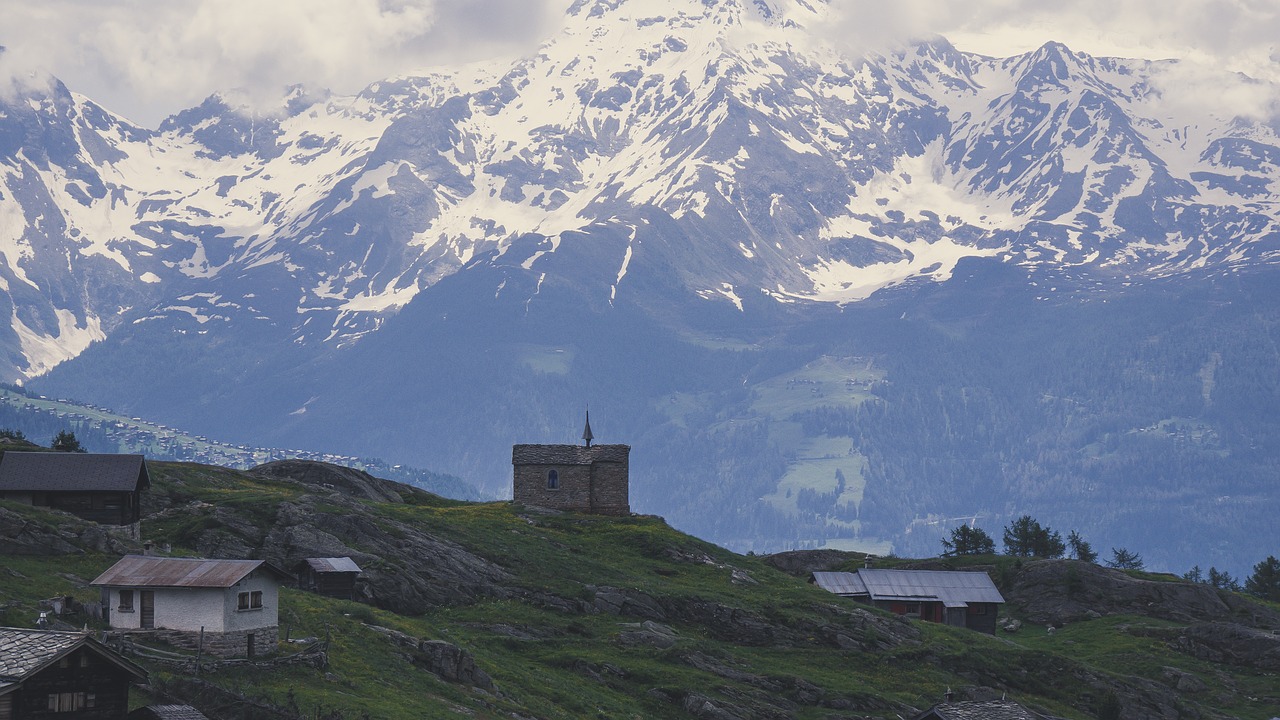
2;0;1278;128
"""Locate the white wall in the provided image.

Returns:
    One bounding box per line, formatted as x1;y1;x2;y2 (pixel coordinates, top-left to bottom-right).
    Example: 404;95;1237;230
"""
104;572;279;634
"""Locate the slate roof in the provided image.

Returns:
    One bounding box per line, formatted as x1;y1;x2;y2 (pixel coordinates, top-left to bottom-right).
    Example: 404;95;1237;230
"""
0;627;146;683
305;557;361;573
913;700;1046;719
0;452;150;493
131;704;211;720
91;556;289;588
512;444;629;465
813;569;1004;607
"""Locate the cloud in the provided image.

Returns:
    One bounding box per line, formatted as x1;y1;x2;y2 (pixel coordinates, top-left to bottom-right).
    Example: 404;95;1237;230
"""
5;0;1280;127
819;0;1280;120
823;0;1280;69
0;0;566;127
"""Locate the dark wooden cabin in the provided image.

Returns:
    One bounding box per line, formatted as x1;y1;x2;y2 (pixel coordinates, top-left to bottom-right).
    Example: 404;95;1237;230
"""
300;558;362;600
0;627;147;720
0;454;150;527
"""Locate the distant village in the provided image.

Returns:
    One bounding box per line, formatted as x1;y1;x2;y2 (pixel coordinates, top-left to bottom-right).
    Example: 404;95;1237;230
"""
0;388;428;486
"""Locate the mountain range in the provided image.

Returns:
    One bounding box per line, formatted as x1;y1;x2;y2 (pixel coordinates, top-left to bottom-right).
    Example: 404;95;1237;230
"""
2;0;1278;574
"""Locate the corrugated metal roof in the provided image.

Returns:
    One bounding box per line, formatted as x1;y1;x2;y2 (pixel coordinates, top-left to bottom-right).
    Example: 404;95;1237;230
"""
0;627;146;682
0;452;150;493
855;569;1005;606
810;571;867;595
305;557;361;573
512;444;629;465
90;556;286;588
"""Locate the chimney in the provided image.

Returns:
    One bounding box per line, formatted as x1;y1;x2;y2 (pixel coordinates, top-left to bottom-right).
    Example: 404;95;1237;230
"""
944;687;954;703
142;540;154;556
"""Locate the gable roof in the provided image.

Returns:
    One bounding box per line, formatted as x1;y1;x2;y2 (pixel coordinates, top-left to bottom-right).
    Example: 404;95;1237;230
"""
813;569;1004;607
512;444;629;465
913;700;1046;719
0;452;150;493
304;557;361;573
811;571;867;595
91;556;289;589
131;705;211;720
0;627;147;684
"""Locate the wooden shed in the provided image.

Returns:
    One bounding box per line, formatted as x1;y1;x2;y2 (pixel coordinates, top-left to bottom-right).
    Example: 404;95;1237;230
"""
300;558;362;600
0;453;150;527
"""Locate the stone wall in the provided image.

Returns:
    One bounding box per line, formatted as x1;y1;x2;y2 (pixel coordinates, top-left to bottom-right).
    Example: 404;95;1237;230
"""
131;626;279;658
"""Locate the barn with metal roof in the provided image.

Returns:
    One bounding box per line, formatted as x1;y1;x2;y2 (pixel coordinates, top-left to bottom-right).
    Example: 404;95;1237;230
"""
811;569;1005;634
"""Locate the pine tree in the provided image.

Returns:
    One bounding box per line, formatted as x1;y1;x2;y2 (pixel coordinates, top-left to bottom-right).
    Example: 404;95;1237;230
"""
1105;547;1143;570
1002;515;1065;558
1067;530;1097;563
1244;556;1280;601
941;525;996;556
51;430;86;453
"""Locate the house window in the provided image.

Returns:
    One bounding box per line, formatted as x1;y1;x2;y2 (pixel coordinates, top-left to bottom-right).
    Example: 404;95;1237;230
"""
238;592;249;610
47;692;88;711
547;469;559;489
967;604;988;615
118;589;134;612
238;591;263;611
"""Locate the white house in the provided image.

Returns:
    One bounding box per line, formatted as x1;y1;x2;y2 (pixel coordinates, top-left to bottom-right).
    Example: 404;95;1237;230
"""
90;556;290;657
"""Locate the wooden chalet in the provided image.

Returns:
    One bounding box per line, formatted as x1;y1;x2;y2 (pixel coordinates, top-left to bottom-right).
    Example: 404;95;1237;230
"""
0;627;147;720
299;558;362;600
0;453;150;527
811;569;1005;634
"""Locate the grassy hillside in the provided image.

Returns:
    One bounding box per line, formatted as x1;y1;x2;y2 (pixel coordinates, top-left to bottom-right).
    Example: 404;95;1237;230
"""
1;458;1277;719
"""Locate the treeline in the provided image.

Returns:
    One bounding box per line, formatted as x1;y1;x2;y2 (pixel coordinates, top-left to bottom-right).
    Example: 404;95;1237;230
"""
938;515;1280;602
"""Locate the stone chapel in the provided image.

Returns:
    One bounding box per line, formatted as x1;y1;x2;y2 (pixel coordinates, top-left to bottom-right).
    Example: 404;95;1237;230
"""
511;412;630;515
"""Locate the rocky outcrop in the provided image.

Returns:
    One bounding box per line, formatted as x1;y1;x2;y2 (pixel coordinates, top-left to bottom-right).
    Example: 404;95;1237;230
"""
1173;622;1280;670
1003;559;1280;627
366;625;494;690
761;549;860;576
251;460;413;504
0;506;137;556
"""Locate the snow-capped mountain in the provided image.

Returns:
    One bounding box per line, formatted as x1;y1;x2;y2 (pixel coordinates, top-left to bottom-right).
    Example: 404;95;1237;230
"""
6;0;1280;572
4;0;1279;378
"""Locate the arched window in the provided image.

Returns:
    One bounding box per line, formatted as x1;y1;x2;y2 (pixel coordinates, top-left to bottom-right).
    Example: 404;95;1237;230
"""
547;469;559;489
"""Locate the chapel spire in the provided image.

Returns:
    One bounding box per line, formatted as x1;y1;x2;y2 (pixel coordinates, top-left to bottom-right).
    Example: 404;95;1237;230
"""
582;408;594;447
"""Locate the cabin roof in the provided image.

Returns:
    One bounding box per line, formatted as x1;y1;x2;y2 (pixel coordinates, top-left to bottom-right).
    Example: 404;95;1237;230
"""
304;557;361;573
135;705;212;720
512;444;629;465
91;555;289;589
0;452;150;493
0;627;147;683
913;700;1046;719
812;569;1004;607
